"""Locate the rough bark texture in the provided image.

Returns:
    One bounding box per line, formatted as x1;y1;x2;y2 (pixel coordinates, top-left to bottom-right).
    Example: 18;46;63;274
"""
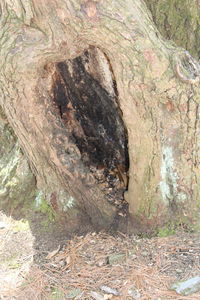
0;107;36;215
0;0;200;232
144;0;200;59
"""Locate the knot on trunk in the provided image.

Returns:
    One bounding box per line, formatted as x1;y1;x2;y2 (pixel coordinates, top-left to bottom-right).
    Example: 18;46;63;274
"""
173;51;200;84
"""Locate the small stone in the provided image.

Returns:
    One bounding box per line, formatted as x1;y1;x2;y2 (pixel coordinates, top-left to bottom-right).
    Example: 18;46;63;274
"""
90;291;104;300
128;250;137;259
97;258;106;267
65;288;82;298
107;253;126;265
90;239;96;244
118;212;125;217
100;285;119;296
175;269;182;274
141;251;148;257
0;221;7;229
171;276;200;296
128;286;141;299
59;260;66;267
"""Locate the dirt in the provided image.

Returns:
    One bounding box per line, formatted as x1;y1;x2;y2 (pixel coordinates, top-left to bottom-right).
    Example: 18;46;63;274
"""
0;211;200;300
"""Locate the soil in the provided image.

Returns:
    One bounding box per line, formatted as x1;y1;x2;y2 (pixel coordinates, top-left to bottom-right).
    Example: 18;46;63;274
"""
0;211;200;300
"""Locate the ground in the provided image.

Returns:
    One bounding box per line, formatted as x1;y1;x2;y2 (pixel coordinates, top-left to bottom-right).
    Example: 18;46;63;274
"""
0;211;200;300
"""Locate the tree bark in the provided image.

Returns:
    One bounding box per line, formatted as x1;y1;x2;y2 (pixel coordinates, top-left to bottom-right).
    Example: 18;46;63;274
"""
144;0;200;59
0;0;200;232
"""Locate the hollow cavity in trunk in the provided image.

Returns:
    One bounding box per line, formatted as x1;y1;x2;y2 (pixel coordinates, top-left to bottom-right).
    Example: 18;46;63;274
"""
52;47;129;210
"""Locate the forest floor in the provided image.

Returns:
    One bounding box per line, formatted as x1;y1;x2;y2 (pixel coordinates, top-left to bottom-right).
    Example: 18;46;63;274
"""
0;211;200;300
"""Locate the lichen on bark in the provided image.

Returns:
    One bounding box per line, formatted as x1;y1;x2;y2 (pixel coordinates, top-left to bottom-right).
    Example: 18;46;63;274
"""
0;107;36;216
144;0;200;59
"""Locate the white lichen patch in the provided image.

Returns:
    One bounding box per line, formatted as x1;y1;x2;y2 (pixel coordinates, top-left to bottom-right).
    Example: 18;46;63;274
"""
0;146;21;198
66;196;75;209
160;146;178;203
58;190;75;211
35;190;43;208
60;196;75;211
0;146;20;183
160;146;187;204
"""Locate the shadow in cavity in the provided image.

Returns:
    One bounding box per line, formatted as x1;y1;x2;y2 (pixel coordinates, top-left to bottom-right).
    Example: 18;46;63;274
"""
52;47;129;209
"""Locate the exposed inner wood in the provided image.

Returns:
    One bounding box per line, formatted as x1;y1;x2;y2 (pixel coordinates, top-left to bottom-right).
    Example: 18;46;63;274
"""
51;47;129;210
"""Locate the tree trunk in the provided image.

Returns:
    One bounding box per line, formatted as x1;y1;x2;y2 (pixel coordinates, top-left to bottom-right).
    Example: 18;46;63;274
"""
144;0;200;60
0;0;200;232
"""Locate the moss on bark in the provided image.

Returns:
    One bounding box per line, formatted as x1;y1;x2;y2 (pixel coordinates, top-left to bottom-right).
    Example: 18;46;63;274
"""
144;0;200;59
0;109;36;216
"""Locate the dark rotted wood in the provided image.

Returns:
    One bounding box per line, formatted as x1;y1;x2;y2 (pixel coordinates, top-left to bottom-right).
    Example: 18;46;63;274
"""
52;50;129;209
